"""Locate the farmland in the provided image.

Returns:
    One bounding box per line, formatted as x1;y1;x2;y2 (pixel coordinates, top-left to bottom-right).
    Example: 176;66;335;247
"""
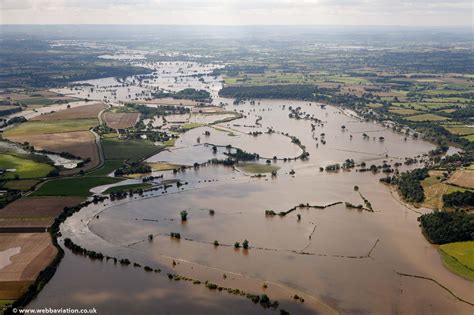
32;103;106;121
0;233;57;300
3;119;97;137
0;154;54;179
439;241;474;281
102;138;162;160
103;111;139;129
31;177;123;197
0;25;473;315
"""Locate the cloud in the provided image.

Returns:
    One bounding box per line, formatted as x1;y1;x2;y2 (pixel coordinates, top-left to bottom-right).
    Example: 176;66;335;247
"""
0;0;472;26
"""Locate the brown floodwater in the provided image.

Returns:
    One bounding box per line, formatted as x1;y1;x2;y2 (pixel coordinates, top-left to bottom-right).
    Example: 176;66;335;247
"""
29;63;474;314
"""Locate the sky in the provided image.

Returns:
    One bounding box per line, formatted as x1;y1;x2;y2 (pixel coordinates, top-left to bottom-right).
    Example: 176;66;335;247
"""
0;0;472;26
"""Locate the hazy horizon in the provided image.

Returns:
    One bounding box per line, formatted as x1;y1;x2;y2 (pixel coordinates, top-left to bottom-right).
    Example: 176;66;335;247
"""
1;0;473;27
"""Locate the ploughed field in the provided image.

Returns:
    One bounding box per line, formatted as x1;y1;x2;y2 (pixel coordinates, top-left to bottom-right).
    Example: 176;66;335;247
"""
29;88;474;313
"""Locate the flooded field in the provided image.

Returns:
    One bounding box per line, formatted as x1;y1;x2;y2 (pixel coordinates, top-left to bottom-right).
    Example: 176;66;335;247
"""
29;61;474;314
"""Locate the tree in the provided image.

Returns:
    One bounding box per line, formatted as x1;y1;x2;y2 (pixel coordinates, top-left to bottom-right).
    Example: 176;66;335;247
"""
243;240;249;249
180;210;188;221
234;242;240;248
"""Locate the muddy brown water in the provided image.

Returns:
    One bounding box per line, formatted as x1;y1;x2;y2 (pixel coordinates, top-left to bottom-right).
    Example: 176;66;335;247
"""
28;63;474;314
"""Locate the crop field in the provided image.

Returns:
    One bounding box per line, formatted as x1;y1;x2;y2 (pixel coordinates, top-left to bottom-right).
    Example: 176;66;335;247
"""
102;138;162;160
0;196;83;219
388;107;420;116
3;119;97;137
443;125;474;136
0;154;54;179
406;113;449;122
439;241;474;281
32;103;106;121
0;233;57;299
1;179;39;191
446;169;474;189
31;177;123;197
103;111;139;129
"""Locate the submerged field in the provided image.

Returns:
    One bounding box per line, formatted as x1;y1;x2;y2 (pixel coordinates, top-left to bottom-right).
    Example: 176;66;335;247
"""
29;89;473;314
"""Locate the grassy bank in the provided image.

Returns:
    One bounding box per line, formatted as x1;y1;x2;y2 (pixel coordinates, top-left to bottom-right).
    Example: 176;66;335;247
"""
439;241;474;281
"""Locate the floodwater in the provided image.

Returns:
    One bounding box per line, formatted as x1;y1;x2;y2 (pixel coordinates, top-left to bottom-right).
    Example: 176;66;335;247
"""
29;60;474;314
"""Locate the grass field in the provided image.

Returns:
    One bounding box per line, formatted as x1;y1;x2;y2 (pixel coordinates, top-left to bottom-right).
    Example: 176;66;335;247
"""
443;126;474;136
3;119;97;137
102;138;162;160
180;123;205;130
86;159;124;176
147;162;182;171
31;176;123;197
406;113;449;122
18;98;57;106
103;183;152;194
236;163;279;174
421;172;469;209
439;241;474;281
388;107;420;116
463;135;474;142
0;154;54;179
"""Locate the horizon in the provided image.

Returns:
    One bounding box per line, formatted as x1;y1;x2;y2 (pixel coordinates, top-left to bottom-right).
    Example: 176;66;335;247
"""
1;0;473;27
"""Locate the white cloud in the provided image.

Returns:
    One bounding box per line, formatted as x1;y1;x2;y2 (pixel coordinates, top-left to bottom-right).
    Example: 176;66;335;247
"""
0;0;472;26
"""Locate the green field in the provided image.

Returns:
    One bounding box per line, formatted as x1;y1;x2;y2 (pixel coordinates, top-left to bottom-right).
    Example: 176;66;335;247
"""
388;107;420;116
439;241;474;281
443;126;474;136
236;163;279;174
0;154;54;179
147;162;182;171
86;159;124;176
464;135;474;142
3;119;97;136
103;183;152;194
406;113;449;122
102;138;162;160
180;123;205;130
18;98;58;106
32;176;123;197
224;71;371;86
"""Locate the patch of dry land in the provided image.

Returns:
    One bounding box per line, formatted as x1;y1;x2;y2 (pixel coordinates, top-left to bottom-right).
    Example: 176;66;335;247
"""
446;169;474;189
0;233;57;300
0;196;83;230
191;106;225;113
138;98;200;106
32;103;106;121
5;131;99;173
103;111;139;129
